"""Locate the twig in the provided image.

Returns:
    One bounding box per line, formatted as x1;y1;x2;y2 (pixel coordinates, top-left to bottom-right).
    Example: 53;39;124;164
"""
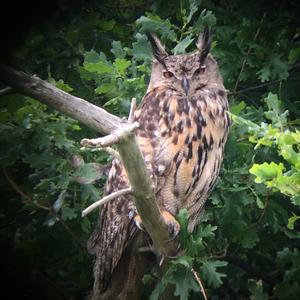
82;187;132;217
206;243;230;260
230;63;300;96
138;245;153;253
0;86;14;96
192;268;208;300
3;168;51;211
101;147;121;161
233;12;266;92
251;196;269;228
128;97;137;123
80;122;139;148
229;79;281;96
247;185;269;228
0;65;123;135
80;145;121;161
224;255;278;285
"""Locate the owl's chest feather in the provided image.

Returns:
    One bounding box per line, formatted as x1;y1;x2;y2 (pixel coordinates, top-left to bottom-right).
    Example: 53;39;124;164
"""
134;87;230;204
147;88;229;155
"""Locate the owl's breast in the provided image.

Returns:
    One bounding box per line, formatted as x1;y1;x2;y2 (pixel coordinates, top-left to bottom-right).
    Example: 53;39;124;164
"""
134;87;230;214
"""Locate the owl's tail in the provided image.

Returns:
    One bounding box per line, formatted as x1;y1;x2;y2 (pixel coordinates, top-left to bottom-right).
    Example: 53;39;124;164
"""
90;232;154;300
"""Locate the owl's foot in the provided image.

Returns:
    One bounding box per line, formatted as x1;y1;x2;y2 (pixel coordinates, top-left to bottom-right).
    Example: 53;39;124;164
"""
134;211;180;240
161;210;180;240
134;214;145;231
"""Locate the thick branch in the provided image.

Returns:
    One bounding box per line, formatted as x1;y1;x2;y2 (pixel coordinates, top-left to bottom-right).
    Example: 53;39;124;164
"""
0;65;121;134
117;133;178;255
0;65;178;256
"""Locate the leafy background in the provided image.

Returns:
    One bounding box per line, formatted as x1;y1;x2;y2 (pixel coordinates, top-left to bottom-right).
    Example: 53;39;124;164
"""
0;0;299;299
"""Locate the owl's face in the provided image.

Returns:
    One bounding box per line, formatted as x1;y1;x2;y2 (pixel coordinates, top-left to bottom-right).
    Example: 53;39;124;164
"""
147;28;221;96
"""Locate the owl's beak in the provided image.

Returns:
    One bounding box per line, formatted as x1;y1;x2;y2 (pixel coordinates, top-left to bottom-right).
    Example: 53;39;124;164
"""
182;77;190;95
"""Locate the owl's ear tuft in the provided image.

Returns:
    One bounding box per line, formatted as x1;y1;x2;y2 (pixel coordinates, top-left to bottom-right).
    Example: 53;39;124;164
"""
147;33;168;65
196;27;211;64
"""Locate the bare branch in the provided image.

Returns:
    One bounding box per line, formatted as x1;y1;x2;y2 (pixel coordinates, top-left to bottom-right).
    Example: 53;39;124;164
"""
0;86;14;96
82;188;133;217
0;65;122;134
128;97;136;122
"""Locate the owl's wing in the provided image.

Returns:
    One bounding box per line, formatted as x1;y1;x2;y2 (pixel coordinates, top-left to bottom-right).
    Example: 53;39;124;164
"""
133;87;172;188
133;87;185;204
87;159;138;292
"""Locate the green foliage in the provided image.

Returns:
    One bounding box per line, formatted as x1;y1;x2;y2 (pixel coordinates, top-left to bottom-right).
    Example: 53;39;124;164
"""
150;256;199;300
1;0;300;299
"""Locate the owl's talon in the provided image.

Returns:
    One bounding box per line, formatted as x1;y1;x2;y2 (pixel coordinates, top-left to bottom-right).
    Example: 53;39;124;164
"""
161;210;180;242
134;214;145;231
134;211;180;241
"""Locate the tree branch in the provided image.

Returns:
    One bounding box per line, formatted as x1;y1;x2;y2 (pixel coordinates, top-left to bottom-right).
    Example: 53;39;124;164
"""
0;65;179;257
0;66;121;134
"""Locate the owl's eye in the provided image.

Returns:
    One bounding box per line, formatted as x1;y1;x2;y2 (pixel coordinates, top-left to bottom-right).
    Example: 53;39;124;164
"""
163;71;174;78
194;66;206;75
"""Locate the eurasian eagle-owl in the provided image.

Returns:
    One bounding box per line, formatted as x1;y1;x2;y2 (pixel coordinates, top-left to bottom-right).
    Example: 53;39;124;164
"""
88;28;230;299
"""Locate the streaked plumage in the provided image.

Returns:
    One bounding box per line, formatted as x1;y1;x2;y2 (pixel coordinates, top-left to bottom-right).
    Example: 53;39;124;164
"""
88;28;230;299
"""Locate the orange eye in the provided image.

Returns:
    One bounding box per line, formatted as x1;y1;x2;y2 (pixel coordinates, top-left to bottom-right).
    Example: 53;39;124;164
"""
163;71;174;78
194;66;206;75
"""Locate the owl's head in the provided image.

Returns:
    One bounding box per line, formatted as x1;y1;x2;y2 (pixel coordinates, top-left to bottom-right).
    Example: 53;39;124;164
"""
147;28;222;95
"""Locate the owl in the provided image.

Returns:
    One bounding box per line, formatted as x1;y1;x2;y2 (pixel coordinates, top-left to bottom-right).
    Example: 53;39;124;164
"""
88;28;230;299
